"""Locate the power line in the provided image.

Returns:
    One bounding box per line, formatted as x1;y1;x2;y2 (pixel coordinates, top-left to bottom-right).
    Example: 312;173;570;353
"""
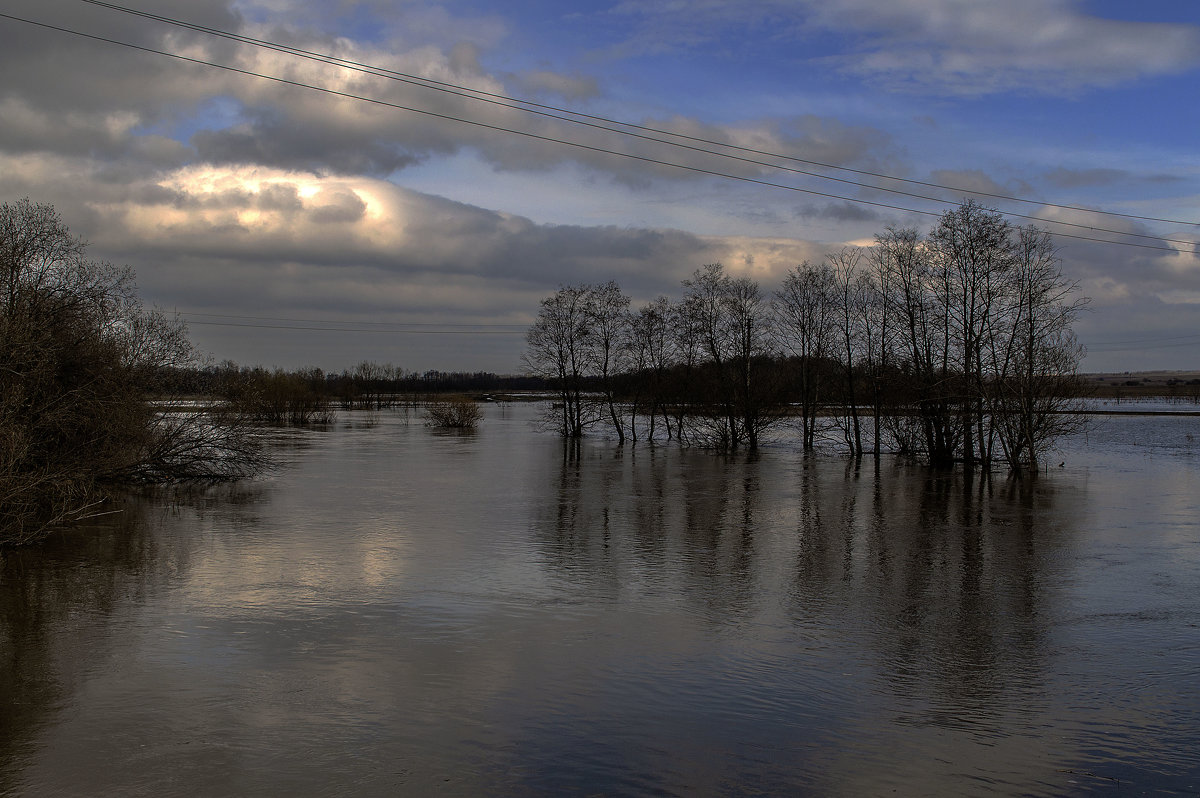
180;311;527;329
66;1;1200;247
186;320;525;334
1087;338;1200;352
74;0;1200;231
1086;332;1200;351
0;15;949;218
2;11;1196;255
1088;331;1200;347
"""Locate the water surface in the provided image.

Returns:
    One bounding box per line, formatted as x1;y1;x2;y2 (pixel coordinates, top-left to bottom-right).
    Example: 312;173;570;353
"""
1;404;1197;796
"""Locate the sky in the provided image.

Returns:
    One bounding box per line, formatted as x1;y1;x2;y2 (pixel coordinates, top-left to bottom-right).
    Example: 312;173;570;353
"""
1;0;1198;374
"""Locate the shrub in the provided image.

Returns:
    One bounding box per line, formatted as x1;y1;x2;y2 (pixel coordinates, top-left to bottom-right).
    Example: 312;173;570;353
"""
424;397;482;429
1;199;267;544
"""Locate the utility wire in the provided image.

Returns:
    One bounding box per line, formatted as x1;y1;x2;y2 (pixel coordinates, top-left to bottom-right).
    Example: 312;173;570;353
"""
0;14;951;220
1088;331;1200;346
75;0;1200;230
2;11;1195;255
1086;338;1200;352
186;320;525;334
180;311;526;329
1086;332;1200;351
67;0;1200;246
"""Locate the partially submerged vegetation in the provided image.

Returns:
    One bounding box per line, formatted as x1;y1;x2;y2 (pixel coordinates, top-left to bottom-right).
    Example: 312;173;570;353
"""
424;396;483;429
525;201;1091;474
0;197;1135;541
1;200;267;544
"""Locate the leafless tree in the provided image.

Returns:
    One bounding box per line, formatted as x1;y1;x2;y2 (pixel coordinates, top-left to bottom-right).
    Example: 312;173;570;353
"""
1;198;267;544
587;280;631;443
523;284;597;438
625;295;674;442
680;264;778;450
519;202;1088;471
828;247;866;456
929;199;1017;472
774;261;837;450
987;226;1089;471
872;226;955;463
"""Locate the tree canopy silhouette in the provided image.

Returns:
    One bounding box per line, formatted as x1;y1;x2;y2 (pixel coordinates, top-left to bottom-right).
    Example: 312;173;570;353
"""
1;199;267;544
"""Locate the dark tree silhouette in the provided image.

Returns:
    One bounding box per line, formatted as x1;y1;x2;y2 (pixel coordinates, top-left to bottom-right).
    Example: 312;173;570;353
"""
1;199;266;544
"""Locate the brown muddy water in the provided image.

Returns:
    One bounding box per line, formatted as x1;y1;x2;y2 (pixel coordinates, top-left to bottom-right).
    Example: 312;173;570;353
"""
1;404;1197;796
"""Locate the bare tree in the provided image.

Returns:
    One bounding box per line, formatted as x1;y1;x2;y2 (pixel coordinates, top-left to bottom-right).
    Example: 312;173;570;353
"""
519;202;1089;472
1;198;266;544
667;292;705;445
828;247;865;456
424;396;483;430
855;261;893;462
872;226;955;463
680;264;778;450
929;199;1016;472
523;284;597;438
774;261;837;450
989;226;1089;472
626;295;675;442
587;280;631;443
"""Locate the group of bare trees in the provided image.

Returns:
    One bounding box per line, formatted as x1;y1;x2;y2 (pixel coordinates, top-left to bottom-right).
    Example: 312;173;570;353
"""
1;199;267;544
524;201;1088;472
524;269;782;450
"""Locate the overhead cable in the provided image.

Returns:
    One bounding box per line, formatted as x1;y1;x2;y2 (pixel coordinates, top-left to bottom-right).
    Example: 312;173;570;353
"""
1;11;1195;255
75;0;1200;230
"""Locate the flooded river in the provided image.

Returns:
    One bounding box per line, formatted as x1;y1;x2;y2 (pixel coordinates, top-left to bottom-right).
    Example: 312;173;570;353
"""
1;404;1197;796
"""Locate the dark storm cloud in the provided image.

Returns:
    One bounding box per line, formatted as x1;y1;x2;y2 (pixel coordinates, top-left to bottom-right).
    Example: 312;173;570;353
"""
797;201;883;223
191;107;422;176
0;0;244;112
34;169;814;330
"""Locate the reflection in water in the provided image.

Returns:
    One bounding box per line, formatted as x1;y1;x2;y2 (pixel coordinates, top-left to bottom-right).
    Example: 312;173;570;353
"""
0;482;268;795
533;441;1104;795
1;405;1198;796
539;444;763;622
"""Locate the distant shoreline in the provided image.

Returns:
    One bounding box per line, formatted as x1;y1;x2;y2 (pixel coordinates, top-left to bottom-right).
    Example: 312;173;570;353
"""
1083;370;1200;401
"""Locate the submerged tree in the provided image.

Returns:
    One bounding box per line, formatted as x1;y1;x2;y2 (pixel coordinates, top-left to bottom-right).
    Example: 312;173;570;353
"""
1;199;266;544
521;201;1088;472
987;226;1089;472
424;396;483;430
774;261;837;450
679;264;780;450
827;247;866;456
523;284;598;438
625;295;674;442
587;280;632;444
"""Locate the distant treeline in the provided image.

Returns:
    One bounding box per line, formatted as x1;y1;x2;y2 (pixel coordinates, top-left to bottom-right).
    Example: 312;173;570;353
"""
525;201;1090;474
1088;375;1200;402
154;361;553;424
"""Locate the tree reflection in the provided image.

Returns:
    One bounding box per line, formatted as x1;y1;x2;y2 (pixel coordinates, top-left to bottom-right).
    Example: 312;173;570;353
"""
537;439;1079;732
792;463;1078;730
0;482;269;792
536;441;765;622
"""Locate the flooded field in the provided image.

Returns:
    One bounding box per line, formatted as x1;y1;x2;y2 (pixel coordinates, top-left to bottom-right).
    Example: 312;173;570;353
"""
1;404;1197;796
